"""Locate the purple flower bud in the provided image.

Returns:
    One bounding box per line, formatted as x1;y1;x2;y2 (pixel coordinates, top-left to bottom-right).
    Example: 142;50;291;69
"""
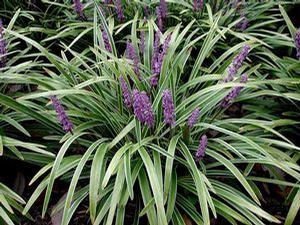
140;30;145;55
115;0;125;22
294;29;300;60
195;135;207;161
133;89;155;128
101;28;112;52
222;74;248;108
162;89;175;126
73;0;86;20
224;44;250;82
126;41;141;80
50;96;73;132
119;76;132;108
0;19;7;68
187;107;200;128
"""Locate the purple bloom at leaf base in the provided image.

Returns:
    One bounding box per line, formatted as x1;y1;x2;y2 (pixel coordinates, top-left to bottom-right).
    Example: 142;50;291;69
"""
50;96;73;132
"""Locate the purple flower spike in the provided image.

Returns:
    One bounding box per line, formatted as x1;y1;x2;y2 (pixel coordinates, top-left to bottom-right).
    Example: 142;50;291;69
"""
188;107;200;128
102;28;112;52
119;76;132;108
140;31;145;55
159;0;168;18
193;0;198;11
51;96;73;132
151;33;171;86
156;7;163;31
236;12;249;31
115;0;125;22
73;0;86;20
199;0;204;10
224;44;250;83
294;29;300;60
0;19;7;68
126;41;141;80
133;90;155;128
193;0;203;11
150;75;159;87
195;135;207;161
222;74;248;108
144;5;151;17
151;32;161;72
162;89;175;126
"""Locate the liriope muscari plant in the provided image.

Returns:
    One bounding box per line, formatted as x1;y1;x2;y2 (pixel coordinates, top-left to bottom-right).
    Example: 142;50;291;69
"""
0;1;300;225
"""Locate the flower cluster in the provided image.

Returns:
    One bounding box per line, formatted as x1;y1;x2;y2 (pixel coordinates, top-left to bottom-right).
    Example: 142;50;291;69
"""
295;29;300;60
126;41;141;80
133;90;155;128
195;135;207;161
50;96;73;132
187;107;200;128
73;0;86;20
0;19;7;68
115;0;125;22
119;76;132;108
150;33;171;86
162;89;175;126
222;73;248;108
101;28;112;53
224;44;250;82
193;0;203;11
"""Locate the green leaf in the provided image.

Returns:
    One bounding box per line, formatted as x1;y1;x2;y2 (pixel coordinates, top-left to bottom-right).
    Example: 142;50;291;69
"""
285;188;300;225
42;132;86;217
89;143;108;223
139;147;168;225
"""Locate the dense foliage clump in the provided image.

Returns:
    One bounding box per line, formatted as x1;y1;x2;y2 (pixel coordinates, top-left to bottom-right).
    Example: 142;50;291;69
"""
0;1;300;225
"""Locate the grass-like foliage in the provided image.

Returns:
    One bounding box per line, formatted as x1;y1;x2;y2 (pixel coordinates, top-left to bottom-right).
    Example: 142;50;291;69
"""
1;0;300;225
